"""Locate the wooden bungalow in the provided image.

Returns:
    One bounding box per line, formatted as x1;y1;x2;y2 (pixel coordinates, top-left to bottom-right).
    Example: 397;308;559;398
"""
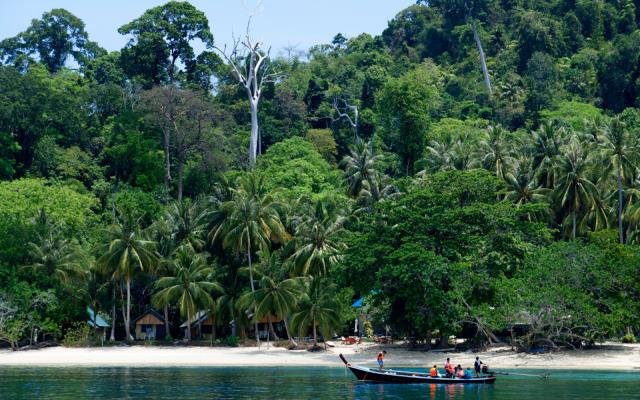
133;308;166;340
255;313;284;340
180;311;216;340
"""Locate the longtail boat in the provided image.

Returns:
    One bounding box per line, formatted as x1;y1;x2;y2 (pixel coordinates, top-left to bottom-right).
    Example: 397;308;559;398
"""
339;354;497;384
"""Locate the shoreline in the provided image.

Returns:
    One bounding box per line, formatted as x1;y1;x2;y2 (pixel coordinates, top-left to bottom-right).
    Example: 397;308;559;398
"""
1;343;639;370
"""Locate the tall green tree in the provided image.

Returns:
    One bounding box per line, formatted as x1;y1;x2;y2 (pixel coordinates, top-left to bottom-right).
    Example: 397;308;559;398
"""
96;212;158;341
152;245;220;341
290;199;346;276
599;118;638;243
290;277;341;348
552;139;599;239
210;173;288;342
240;252;302;346
118;1;217;87
479;125;513;181
341;139;383;197
0;9;103;72
376;62;443;175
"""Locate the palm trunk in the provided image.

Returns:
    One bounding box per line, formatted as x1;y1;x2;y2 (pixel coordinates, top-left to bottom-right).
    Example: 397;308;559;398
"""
283;317;297;347
268;319;280;341
247;239;260;345
164;305;170;340
572;211;577;240
313;319;318;347
186;309;191;341
617;168;624;244
125;278;132;342
472;19;492;96
110;286;116;341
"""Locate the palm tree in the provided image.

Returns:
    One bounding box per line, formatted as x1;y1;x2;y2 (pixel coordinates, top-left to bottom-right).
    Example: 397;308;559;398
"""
530;121;567;188
552;138;599;239
424;135;456;173
210;172;288;343
165;199;210;251
503;156;551;207
152;246;220;341
342;138;384;197
598;118;638;243
290;199;347;276
579;185;611;234
357;171;399;211
96;211;158;341
290;277;341;349
239;252;303;346
25;228;86;287
479;125;514;181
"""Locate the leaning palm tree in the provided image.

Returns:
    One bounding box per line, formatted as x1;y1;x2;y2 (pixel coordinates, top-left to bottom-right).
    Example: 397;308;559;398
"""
96;211;158;341
210;172;288;343
290;199;347;277
552;139;599;239
290;277;341;349
479;125;514;181
25;228;86;287
342;138;384;197
598;118;638;243
152;245;220;341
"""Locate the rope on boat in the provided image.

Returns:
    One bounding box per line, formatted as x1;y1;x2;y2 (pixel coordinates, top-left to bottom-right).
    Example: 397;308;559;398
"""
490;371;550;379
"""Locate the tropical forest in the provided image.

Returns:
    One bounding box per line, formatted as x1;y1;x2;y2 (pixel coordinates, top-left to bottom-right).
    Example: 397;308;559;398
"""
1;0;640;354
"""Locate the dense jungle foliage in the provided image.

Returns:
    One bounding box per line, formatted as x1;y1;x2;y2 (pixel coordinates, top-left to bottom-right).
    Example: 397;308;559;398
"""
1;0;640;350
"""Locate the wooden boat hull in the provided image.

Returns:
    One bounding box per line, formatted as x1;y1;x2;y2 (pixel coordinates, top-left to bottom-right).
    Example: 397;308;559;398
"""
339;354;496;384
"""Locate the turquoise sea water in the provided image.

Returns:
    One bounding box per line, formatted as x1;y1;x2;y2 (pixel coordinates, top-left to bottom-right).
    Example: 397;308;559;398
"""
0;367;639;400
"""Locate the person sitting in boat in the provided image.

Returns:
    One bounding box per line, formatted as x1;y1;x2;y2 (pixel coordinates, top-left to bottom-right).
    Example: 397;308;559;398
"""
456;365;465;378
463;367;473;379
429;365;439;377
474;356;483;377
376;350;386;369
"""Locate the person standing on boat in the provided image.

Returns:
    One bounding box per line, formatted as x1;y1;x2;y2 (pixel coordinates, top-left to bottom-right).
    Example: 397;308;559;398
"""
444;357;453;377
474;356;483;377
376;350;386;369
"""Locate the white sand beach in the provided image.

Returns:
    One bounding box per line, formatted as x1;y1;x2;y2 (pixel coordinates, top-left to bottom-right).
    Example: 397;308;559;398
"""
1;343;639;370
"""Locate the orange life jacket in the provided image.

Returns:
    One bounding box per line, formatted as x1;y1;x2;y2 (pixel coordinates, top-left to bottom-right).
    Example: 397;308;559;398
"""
429;367;438;377
377;353;384;361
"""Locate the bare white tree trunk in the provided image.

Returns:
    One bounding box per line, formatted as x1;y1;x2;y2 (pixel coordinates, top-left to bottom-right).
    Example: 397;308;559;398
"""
214;18;280;167
249;99;259;166
471;20;492;96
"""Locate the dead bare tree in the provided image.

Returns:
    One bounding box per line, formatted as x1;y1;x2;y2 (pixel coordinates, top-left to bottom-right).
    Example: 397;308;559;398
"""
214;18;281;167
332;97;359;139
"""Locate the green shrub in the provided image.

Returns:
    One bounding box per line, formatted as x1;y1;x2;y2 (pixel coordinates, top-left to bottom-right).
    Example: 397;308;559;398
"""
224;335;240;347
622;333;637;343
63;322;93;347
